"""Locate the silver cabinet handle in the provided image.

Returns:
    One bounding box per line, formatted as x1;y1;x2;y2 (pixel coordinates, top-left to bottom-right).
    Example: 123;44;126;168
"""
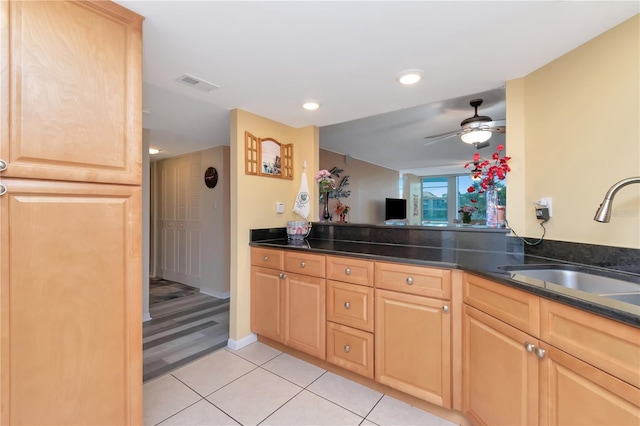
278;273;287;279
344;345;350;353
524;342;535;352
300;261;306;268
345;268;351;275
344;302;350;309
534;347;546;359
0;184;6;196
442;305;449;313
406;277;413;285
263;256;269;261
0;159;7;172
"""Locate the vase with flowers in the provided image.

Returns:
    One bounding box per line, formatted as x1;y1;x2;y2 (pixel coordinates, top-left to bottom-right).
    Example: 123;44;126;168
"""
315;169;335;221
458;205;477;224
464;144;511;228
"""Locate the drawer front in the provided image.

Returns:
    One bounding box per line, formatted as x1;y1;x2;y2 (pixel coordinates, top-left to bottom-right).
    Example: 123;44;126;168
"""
326;322;374;379
375;261;451;299
540;299;640;388
285;251;326;277
326;256;374;286
327;280;374;332
463;273;540;337
251;247;284;270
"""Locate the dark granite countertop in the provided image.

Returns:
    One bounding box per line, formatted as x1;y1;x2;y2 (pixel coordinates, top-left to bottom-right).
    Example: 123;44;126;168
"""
250;238;640;328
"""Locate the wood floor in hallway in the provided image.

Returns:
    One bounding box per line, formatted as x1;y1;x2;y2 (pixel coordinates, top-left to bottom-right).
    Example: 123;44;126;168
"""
143;286;230;382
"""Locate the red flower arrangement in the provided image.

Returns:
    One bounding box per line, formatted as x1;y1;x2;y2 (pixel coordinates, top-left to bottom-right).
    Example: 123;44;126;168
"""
464;144;511;203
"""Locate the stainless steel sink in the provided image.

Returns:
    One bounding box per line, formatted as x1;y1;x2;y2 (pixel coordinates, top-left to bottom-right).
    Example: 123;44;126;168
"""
499;265;640;306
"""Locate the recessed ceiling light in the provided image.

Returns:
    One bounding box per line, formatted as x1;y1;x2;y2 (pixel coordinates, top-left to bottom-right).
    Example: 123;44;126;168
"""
302;100;321;111
397;69;424;85
149;147;161;155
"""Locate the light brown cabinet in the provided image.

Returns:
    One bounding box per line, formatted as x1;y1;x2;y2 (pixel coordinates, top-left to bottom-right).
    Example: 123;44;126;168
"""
0;1;143;424
250;248;326;359
375;263;452;408
325;256;375;378
463;273;640;426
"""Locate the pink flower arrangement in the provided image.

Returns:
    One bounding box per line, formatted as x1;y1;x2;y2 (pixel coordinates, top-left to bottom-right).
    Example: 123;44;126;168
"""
315;169;335;192
464;144;511;202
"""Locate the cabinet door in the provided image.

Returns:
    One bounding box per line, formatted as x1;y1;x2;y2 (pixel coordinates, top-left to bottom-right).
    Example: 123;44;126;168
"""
250;266;284;343
0;179;142;425
539;342;640;425
462;304;539;426
375;289;451;407
284;273;326;359
0;1;142;184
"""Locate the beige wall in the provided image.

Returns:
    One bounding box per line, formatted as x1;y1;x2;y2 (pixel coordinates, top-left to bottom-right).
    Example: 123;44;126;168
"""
320;149;399;223
506;14;639;249
200;146;231;297
230;109;319;341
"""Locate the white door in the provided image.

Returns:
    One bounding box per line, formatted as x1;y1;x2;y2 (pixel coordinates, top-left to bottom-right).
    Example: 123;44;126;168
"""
158;153;202;287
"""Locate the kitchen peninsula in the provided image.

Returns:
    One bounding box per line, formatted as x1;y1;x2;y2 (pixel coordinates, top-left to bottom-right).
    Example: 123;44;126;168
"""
250;223;640;425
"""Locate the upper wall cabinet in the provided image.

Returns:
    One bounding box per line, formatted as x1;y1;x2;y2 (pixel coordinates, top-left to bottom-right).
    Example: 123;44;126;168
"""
245;131;293;179
0;1;142;184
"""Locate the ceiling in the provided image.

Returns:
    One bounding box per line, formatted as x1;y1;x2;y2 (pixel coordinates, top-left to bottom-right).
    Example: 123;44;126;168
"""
116;1;638;165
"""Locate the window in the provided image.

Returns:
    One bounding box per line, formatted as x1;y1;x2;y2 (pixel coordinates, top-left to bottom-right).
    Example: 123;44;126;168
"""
420;174;507;225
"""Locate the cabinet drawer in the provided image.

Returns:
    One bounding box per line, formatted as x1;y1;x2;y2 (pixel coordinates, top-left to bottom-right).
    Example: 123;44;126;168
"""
375;261;451;299
285;251;326;277
327;256;374;286
326;322;374;379
463;273;540;337
327;280;374;332
540;299;640;388
251;247;284;270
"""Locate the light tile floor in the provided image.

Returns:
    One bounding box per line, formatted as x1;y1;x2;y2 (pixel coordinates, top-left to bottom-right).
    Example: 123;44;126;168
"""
144;342;458;426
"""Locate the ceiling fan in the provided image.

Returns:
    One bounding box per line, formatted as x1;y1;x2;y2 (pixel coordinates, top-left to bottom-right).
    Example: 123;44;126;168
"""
424;98;506;149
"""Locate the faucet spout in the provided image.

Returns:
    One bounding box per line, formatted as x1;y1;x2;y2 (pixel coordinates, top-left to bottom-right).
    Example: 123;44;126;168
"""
594;177;640;223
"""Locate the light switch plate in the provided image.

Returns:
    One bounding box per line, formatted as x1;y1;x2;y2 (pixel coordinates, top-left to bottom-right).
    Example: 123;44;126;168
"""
275;202;285;214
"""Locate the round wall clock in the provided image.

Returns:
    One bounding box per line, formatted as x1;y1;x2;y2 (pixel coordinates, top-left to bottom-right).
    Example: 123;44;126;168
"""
204;167;218;188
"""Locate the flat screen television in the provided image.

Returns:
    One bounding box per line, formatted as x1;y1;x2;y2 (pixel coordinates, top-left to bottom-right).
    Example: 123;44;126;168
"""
385;198;407;221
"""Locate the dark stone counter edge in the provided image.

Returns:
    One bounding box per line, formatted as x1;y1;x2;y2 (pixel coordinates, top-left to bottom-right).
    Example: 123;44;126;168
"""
249;238;640;328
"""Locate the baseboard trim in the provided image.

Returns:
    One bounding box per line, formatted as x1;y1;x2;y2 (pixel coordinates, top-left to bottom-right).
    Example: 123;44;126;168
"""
142;312;152;322
227;333;257;350
200;288;230;299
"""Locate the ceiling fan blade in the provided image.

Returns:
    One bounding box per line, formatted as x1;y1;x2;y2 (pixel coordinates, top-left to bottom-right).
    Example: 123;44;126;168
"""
423;132;460;146
424;129;461;139
473;141;491;149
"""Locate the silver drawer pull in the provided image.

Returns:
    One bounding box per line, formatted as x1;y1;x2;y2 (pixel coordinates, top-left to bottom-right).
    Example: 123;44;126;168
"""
278;273;287;279
406;277;413;285
344;302;350;309
534;347;546;359
300;261;306;268
344;345;350;353
0;184;6;196
345;268;351;275
442;305;449;313
0;159;7;171
524;342;535;352
263;256;269;261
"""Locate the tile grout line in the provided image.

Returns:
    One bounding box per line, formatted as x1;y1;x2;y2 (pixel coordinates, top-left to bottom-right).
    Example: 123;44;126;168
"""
152;396;204;426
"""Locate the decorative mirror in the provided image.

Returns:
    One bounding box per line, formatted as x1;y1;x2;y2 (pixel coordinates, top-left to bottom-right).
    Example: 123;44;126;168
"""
244;131;293;179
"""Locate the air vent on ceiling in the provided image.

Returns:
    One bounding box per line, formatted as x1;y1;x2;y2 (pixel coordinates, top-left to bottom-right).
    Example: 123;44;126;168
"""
176;73;220;93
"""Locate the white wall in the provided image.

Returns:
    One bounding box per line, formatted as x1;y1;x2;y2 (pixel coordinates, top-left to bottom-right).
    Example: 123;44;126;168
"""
142;128;151;321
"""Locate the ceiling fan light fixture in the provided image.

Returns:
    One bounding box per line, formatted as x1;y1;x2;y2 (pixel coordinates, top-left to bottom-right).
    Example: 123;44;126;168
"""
461;130;492;144
397;69;423;85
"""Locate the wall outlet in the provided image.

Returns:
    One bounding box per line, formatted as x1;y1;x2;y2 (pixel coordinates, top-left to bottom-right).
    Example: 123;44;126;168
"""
537;197;552;217
275;202;285;214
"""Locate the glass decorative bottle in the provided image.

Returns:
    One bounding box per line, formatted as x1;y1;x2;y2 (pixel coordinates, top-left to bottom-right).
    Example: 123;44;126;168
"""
322;192;331;221
485;188;499;228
